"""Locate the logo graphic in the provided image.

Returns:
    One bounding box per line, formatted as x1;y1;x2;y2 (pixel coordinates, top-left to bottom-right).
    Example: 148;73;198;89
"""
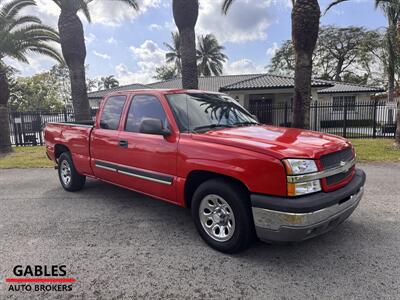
5;265;76;292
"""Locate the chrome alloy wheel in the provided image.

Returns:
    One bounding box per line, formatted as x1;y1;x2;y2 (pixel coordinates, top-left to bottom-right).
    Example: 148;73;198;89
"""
60;160;72;186
199;194;236;242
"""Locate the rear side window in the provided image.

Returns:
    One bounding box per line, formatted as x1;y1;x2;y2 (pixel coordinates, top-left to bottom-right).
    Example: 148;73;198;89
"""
125;95;167;133
100;96;127;130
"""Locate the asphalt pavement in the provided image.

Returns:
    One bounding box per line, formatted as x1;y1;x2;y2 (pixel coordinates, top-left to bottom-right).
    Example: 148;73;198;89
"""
0;163;399;299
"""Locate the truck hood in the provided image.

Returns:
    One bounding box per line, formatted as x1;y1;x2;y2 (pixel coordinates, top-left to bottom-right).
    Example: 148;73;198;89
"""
192;125;351;159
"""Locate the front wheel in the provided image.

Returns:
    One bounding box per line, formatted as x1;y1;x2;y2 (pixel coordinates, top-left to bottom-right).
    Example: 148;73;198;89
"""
191;178;255;253
58;152;86;192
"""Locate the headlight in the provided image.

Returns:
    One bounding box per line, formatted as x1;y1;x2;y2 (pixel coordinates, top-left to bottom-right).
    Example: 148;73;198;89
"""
283;159;318;175
287;180;321;196
283;159;321;196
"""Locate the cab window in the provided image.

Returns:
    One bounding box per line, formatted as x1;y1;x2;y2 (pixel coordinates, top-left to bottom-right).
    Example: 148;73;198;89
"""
100;95;127;130
125;95;167;133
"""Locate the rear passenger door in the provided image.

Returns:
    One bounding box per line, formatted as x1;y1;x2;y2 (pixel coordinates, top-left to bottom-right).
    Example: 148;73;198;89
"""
115;94;178;203
91;95;128;183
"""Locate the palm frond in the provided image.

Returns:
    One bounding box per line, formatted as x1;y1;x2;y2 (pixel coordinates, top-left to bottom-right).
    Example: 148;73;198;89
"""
111;0;139;10
325;0;350;14
0;0;62;68
222;0;235;15
0;0;36;19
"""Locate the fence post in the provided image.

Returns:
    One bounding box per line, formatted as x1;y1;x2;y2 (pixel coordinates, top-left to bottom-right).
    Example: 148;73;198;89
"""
63;107;68;122
313;101;318;131
373;101;377;139
284;102;288;126
343;101;348;138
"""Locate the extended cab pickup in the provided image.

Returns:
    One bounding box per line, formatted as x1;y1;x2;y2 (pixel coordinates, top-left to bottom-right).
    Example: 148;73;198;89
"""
44;89;366;253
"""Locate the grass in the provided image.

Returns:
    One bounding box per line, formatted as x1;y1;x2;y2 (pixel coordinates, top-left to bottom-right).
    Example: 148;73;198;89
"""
0;139;399;169
351;139;400;163
0;146;54;169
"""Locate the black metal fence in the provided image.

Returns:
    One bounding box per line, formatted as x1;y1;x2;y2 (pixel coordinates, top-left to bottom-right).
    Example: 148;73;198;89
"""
8;108;97;146
7;100;398;146
249;100;397;139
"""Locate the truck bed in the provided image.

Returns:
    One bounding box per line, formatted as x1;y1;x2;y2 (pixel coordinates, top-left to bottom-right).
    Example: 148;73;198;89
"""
44;122;94;176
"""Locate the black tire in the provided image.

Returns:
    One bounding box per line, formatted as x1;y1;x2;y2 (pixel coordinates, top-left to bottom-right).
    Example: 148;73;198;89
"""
191;178;255;253
58;152;86;192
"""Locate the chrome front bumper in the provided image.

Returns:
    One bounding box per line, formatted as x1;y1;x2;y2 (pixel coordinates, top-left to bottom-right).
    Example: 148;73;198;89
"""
252;186;364;242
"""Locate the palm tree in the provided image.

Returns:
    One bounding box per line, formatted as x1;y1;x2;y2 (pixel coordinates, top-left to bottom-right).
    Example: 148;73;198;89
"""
0;0;62;153
52;0;139;121
164;32;182;75
290;0;321;129
99;75;119;90
222;0;349;130
197;34;228;76
172;0;199;89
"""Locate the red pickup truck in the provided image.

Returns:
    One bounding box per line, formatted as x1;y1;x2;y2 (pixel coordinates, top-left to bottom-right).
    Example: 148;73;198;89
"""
45;89;365;253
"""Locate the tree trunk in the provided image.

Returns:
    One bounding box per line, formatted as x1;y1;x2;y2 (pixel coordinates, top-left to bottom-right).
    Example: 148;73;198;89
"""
179;27;198;89
334;58;344;82
291;0;320;129
173;0;199;89
58;9;91;121
293;51;313;129
0;71;12;153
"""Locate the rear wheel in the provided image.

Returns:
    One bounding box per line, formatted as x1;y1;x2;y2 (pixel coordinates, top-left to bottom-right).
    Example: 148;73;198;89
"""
58;152;86;192
192;178;255;253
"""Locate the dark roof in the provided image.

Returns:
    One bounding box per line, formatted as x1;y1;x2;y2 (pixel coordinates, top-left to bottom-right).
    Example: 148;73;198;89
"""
88;83;149;99
317;81;385;94
88;74;264;99
87;73;384;99
148;74;263;92
220;74;332;91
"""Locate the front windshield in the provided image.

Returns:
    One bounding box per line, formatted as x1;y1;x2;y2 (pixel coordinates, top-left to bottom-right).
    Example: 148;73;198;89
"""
166;93;258;133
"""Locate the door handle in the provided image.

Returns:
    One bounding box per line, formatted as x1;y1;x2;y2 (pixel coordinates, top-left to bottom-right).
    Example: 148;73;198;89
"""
119;140;128;148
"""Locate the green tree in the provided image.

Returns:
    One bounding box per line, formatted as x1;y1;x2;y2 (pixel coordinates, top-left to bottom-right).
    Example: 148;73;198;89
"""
197;34;228;76
154;64;178;81
223;0;347;129
172;0;199;89
269;27;386;85
52;0;139;121
164;32;182;75
98;75;119;90
0;0;62;153
9;72;64;111
376;0;400;145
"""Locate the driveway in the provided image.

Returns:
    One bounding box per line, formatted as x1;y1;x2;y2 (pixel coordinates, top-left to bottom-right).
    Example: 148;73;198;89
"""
0;164;399;299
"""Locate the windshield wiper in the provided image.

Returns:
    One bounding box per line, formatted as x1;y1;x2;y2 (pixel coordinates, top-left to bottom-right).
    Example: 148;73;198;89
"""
233;121;259;127
192;124;234;132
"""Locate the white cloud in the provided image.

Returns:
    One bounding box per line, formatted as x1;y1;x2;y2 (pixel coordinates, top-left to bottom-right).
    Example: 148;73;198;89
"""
196;0;277;43
116;40;166;84
87;0;162;27
93;51;111;60
224;59;265;75
106;37;118;45
85;33;96;45
266;42;279;58
148;23;163;31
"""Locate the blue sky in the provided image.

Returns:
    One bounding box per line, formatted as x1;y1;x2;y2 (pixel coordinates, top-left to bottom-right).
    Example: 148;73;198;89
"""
11;0;387;85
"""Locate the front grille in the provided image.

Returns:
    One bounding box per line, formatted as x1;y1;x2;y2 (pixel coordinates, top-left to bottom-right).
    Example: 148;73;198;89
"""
326;168;353;186
321;147;354;187
320;147;353;170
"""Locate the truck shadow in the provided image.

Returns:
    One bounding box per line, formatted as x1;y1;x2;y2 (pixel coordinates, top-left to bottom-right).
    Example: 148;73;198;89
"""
43;178;384;264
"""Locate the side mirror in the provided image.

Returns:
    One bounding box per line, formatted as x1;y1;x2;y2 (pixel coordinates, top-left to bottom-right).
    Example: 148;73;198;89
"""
251;114;259;122
139;118;171;136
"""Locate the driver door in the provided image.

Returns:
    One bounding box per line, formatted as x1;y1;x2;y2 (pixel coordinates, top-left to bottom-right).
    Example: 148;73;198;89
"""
115;94;178;203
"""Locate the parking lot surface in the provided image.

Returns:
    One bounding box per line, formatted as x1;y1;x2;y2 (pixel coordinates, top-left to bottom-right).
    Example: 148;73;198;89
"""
0;164;399;299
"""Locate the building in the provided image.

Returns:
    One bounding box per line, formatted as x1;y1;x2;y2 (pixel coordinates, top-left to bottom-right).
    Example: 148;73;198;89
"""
87;73;386;128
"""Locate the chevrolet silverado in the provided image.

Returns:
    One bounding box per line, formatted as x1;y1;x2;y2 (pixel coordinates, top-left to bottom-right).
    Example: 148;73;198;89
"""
44;89;366;253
